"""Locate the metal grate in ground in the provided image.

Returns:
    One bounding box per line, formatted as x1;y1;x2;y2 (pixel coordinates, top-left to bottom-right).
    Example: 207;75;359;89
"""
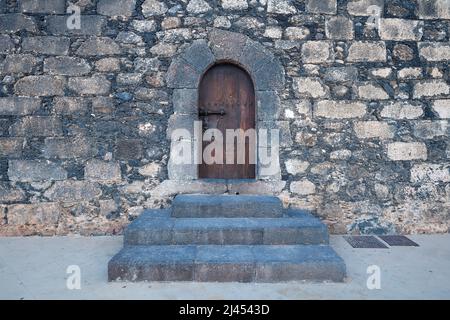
378;235;419;247
344;236;389;249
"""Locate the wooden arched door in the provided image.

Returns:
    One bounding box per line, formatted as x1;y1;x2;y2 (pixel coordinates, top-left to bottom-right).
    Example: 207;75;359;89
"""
198;64;256;179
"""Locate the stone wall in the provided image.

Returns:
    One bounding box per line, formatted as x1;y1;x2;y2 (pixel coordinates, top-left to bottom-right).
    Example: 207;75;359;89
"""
0;0;449;236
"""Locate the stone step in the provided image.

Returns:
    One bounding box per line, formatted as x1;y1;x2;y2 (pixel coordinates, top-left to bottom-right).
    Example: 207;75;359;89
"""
124;210;328;246
108;245;346;282
171;194;283;218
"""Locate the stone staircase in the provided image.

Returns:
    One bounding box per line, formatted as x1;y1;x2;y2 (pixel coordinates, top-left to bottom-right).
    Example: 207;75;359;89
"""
108;195;346;282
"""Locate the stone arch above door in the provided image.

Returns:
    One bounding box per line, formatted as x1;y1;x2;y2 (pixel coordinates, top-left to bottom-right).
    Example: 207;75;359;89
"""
164;29;286;194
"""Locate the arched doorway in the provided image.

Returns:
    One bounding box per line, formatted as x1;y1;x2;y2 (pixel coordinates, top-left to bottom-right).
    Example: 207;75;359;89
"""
198;64;256;179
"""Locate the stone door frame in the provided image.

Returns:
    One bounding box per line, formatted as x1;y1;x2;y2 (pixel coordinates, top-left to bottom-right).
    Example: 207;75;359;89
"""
164;29;286;195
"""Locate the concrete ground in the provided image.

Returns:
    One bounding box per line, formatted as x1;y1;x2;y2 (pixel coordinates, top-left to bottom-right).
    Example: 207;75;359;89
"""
0;235;449;300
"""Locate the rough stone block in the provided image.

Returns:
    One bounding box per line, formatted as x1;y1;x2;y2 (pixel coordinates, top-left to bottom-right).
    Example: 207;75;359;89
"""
398;67;423;80
9;116;63;137
68;75;111;95
347;0;384;16
76;37;121;56
387;142;427;161
379;19;424;41
381;102;424;119
0;138;24;157
290;179;316;195
43;136;97;159
166;58;201;89
222;0;248;10
208;29;247;62
7;203;61;225
266;0;297;14
138;162;161;177
0;35;14;53
417;0;450;19
1;54;37;74
115;139;143;160
14;76;66;97
85;160;122;183
0;182;26;203
141;0;168;17
44;57;91;76
347;41;386;62
354;121;394;139
97;0;136;17
285;159;309;175
357;83;389;100
252;57;285;91
186;0;212;14
172;89;197;115
172;195;283;218
53;97;89;115
19;0;66;13
0;97;41;116
44;180;102;202
419;42;450;62
285;27;310;40
22;36;70;55
413;80;450;99
314;100;366;119
306;0;337;14
325;16;354;40
301;41;334;64
227;180;286;195
293;78;329;99
256;91;280;121
412;120;448;139
324;66;358;83
411;163;450;183
8;160;67;182
0;13;36;33
180;39;215;73
432;100;450;119
45;15;106;36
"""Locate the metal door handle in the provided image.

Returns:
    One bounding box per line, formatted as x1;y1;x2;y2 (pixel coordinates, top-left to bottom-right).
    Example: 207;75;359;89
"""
199;108;226;117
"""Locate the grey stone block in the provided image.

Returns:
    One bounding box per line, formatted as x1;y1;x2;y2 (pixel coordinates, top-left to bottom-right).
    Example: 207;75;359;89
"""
150;180;228;198
14;76;66;97
97;0;136;17
8;160;67;182
9;116;63;137
108;246;196;281
0;97;41;116
76;37;121;57
43;136;97;159
166;57;201;89
172;89;198;115
22;36;70;55
172;195;283;218
306;0;337;14
0;14;37;33
181;39;215;73
208;29;248;62
0;35;14;53
108;245;346;282
256;91;280;121
1;54;38;74
19;0;66;13
44;57;91;76
227;180;286;195
124;214;328;246
44;180;102;202
45;15;106;36
253;57;285;91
